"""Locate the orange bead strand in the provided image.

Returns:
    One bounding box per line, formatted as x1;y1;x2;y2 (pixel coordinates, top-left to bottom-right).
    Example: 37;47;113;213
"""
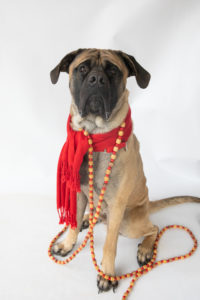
48;121;198;300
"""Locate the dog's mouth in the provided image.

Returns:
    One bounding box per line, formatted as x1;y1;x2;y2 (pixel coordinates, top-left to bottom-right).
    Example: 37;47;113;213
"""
88;95;103;113
78;94;111;120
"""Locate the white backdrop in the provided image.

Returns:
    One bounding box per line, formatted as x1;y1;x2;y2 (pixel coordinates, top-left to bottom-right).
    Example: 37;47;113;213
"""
1;1;200;300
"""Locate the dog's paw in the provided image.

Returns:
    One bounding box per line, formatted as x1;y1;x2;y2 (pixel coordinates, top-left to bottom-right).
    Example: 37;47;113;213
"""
137;243;153;266
80;215;102;231
51;241;74;257
97;274;118;293
80;219;90;231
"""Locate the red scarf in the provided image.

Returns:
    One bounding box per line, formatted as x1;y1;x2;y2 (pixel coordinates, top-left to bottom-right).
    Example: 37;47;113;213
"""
57;108;132;228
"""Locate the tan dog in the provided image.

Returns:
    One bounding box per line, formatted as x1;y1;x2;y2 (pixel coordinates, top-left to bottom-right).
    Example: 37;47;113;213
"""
50;48;200;292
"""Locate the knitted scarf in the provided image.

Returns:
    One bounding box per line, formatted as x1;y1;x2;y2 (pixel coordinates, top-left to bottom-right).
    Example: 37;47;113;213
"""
57;108;132;228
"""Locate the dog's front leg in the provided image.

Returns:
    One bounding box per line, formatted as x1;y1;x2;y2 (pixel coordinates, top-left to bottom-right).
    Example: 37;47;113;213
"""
97;189;128;292
52;191;87;256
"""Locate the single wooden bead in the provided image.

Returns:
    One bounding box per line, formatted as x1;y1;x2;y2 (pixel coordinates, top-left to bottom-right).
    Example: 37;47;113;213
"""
111;154;116;160
116;138;121;144
84;130;88;136
113;146;119;152
88;139;93;145
106;169;111;175
118;130;124;136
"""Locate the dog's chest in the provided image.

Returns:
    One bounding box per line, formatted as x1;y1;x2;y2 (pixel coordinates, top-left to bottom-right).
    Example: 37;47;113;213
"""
80;151;110;188
80;151;120;205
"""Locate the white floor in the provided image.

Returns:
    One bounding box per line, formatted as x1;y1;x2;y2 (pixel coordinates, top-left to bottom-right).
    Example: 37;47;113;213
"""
1;194;200;300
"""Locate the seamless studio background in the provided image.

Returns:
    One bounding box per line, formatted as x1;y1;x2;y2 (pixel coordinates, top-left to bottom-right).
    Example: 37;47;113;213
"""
0;0;200;299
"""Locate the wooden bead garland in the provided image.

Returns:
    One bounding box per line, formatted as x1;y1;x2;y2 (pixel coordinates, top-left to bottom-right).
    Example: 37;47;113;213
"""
48;120;198;299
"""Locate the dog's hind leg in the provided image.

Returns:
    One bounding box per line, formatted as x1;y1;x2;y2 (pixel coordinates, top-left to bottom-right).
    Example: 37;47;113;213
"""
52;191;88;257
137;223;159;266
120;203;159;266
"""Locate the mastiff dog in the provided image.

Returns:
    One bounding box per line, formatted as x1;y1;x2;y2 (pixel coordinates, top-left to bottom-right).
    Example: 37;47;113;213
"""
50;48;200;292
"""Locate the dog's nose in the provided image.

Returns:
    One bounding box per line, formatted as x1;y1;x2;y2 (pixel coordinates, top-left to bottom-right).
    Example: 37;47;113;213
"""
98;75;105;87
88;75;97;86
88;73;105;87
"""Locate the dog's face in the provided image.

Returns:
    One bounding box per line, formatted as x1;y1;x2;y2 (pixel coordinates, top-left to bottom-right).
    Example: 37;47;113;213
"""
50;48;150;120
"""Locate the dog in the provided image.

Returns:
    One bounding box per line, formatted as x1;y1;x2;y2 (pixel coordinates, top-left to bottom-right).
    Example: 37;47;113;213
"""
50;48;200;292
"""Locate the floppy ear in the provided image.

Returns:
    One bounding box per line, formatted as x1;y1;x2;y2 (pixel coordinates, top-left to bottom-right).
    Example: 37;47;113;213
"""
50;48;86;84
116;51;151;88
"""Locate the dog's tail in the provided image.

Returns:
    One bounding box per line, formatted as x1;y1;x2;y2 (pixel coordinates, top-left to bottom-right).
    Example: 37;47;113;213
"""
149;196;200;213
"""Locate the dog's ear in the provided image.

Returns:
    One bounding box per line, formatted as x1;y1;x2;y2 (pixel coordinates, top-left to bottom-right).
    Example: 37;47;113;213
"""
50;48;86;84
116;51;151;88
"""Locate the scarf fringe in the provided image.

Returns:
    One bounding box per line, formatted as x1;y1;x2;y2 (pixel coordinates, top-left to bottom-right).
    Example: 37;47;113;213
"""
58;208;77;228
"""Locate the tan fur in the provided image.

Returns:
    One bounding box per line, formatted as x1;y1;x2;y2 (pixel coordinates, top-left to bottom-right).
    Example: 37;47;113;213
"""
150;196;200;213
52;49;200;290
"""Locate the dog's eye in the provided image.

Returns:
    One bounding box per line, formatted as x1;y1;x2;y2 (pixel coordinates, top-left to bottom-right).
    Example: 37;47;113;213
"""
107;65;118;76
78;65;89;74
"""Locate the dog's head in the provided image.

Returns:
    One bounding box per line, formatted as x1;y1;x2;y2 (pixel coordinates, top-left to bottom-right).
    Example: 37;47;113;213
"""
50;48;150;120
